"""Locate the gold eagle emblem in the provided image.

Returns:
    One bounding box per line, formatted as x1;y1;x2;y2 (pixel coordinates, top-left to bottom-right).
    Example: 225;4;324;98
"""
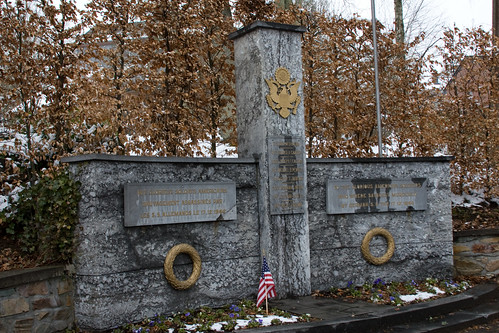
265;67;301;119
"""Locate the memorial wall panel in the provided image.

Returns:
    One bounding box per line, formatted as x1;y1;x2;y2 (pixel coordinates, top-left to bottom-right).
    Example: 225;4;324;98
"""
124;182;237;226
327;178;427;214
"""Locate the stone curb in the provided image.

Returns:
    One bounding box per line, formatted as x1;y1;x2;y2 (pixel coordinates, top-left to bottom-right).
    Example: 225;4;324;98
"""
454;229;499;237
244;283;498;333
388;301;499;332
0;265;68;289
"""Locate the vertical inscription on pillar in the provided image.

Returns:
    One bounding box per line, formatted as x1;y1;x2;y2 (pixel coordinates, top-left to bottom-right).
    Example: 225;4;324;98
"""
269;136;305;215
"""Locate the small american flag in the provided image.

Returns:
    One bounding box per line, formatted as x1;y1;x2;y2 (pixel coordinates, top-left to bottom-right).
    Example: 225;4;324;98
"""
256;257;276;307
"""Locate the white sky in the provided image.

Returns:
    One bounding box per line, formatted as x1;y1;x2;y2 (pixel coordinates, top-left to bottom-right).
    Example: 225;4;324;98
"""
74;0;493;31
332;0;493;31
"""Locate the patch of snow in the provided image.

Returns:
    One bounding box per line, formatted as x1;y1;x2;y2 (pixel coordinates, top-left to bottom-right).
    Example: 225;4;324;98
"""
182;315;299;332
0;185;23;213
399;287;445;303
193;139;237;158
450;193;465;206
0;195;8;212
452;190;489;207
87;125;97;135
433;151;448;157
122;134;238;158
451;190;498;207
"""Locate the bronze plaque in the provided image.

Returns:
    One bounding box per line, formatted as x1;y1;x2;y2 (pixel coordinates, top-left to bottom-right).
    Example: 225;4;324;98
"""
124;182;237;226
268;136;306;215
327;178;427;214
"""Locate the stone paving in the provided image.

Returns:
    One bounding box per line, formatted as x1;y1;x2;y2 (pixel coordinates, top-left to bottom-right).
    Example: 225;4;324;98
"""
245;283;499;332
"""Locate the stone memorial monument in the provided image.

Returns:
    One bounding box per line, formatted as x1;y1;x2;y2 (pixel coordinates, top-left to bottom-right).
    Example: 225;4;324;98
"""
63;21;454;331
229;21;310;298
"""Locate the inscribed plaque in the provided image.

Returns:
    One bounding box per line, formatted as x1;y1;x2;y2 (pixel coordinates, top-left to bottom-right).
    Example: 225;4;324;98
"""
268;136;306;215
327;178;427;214
124;182;237;226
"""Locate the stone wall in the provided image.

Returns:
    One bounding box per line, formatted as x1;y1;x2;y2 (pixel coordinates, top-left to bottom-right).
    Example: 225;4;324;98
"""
0;265;74;333
64;154;455;331
306;157;455;290
454;229;499;278
64;155;260;331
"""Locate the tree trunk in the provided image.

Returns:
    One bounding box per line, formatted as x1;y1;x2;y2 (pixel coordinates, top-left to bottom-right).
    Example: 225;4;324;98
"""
394;0;405;44
494;0;499;38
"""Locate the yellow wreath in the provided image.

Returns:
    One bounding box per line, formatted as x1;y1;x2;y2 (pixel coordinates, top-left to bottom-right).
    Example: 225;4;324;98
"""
361;227;395;265
164;244;202;290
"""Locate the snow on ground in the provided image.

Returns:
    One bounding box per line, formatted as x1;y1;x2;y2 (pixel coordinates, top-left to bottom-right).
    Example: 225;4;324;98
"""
138;285;457;333
191;137;237;158
0;196;8;212
202;315;299;332
156;315;301;333
399;287;445;303
450;190;493;207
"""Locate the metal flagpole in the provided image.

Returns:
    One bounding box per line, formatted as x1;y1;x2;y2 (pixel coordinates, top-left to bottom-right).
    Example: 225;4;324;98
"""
371;0;383;157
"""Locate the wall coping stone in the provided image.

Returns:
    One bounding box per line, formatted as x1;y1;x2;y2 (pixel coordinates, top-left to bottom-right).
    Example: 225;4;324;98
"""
307;156;454;164
228;20;306;40
61;154;256;164
0;265;68;289
454;229;499;238
61;154;454;165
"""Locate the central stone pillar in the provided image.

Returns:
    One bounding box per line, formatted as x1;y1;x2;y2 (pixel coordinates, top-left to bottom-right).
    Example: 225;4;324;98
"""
229;21;310;297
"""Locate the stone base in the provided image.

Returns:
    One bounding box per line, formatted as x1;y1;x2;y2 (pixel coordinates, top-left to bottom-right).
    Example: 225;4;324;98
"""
454;229;499;278
0;266;74;333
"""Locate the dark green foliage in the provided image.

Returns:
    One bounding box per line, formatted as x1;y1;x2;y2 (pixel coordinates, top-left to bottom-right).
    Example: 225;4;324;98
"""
1;168;81;263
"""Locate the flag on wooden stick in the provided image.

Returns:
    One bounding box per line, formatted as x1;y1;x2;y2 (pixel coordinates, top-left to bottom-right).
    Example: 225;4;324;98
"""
256;257;276;307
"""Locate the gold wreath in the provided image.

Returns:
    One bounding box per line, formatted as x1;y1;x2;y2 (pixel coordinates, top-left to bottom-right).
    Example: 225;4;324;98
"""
164;244;202;290
361;228;395;265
